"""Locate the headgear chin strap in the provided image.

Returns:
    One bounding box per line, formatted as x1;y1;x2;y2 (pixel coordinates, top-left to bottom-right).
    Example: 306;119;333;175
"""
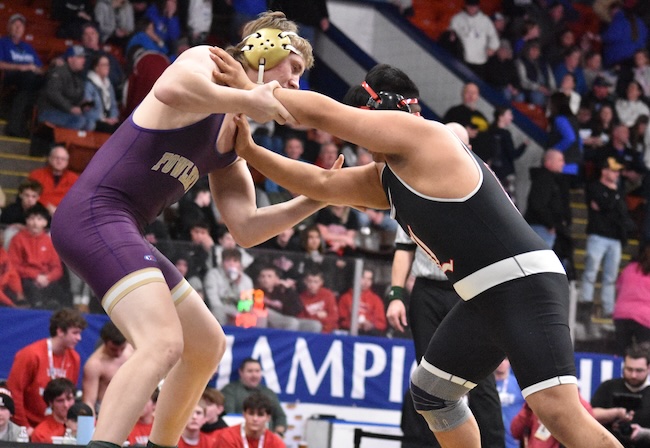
241;28;302;84
361;81;418;114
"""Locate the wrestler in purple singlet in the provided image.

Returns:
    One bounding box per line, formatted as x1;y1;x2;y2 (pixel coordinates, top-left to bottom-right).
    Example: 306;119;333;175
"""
51;113;236;312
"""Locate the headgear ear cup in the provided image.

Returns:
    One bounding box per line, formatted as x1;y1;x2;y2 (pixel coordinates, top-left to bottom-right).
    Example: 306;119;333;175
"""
241;28;302;84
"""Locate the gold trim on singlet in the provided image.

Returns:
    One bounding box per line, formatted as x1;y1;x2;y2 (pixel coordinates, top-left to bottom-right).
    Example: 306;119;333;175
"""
102;268;166;314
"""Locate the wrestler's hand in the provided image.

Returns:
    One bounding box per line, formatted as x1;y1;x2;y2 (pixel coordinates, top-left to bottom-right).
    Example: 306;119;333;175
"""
386;299;408;333
233;113;258;159
210;46;256;90
247;82;296;125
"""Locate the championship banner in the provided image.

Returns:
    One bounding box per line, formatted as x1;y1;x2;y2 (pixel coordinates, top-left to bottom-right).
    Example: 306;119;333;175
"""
0;309;623;409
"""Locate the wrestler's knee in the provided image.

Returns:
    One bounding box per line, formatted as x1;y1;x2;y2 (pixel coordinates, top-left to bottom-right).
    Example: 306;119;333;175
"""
410;362;473;432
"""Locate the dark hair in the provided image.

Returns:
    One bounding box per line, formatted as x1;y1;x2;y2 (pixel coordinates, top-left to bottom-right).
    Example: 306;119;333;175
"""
625;343;650;364
549;92;574;117
239;357;261;372
43;378;75;405
242;391;272;415
100;321;126;345
365;64;420;99
24;203;50;221
89;53;109;71
67;401;93;421
492;106;511;123
300;225;323;253
49;308;88;336
18;178;43;195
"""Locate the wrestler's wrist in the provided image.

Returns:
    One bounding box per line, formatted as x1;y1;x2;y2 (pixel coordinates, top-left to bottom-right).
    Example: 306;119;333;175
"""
388;286;405;302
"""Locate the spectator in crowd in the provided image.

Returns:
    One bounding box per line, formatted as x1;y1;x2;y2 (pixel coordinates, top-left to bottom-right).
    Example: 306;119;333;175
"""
616;80;650;128
204;248;254;325
584;104;617;163
227;0;266;44
221;358;287;436
82;321;133;414
525;149;572;250
511;394;594;448
547;92;583;178
176;182;220;241
65;401;94;440
0;387;21;442
631;49;650;99
0;231;26;307
553;46;588;96
559;73;582;115
199;387;228;434
578;157;636;326
6;308;86;431
0;179;42;231
443;82;490;133
264;135;306;194
256;265;322;332
52;0;93;39
257;227;300;252
630;115;649;169
172;253;204;300
126;389;158;447
546;28;577;68
187;0;212;45
215;229;255;269
296;224;349;296
479;106;527;204
145;0;181;54
485;39;524;103
8;205;70;309
600;123;646;193
512;18;540;56
298;268;338;333
449;0;500;78
31;378;76;443
601;1;648;69
338;268;387;336
515;39;556;107
591;343;650;447
212;392;286;448
494;359;524;448
0;14;45;138
186;220;214;278
613;243;650;355
583;51;612;91
94;0;135;46
37;45;94;131
28;145;79;216
80;22;126;97
315;141;340;169
126;17;170;56
584;76;617;114
315;205;360;256
177;402;216;448
84;54;121;133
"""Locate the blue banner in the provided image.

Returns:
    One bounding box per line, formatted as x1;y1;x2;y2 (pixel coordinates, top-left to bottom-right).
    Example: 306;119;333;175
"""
0;308;623;410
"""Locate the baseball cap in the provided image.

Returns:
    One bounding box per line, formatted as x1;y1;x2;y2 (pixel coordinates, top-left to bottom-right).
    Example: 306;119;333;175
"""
8;13;26;25
0;388;15;415
603;157;623;171
64;45;86;58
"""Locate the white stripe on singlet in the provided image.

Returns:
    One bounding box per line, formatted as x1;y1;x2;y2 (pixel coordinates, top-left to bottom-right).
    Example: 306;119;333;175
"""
452;250;566;301
521;375;578;398
420;358;477;390
102;268;166;314
171;278;193;305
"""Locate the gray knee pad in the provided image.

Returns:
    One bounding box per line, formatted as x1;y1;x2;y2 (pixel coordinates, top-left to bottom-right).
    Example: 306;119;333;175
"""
410;359;474;432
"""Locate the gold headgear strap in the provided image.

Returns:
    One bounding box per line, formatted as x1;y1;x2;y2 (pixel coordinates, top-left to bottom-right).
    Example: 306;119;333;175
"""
241;28;302;84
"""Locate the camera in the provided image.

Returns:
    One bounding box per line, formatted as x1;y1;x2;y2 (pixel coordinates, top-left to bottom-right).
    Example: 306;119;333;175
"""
613;392;643;438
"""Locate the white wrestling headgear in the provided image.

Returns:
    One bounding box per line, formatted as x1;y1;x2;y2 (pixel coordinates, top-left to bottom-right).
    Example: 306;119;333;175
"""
241;28;302;84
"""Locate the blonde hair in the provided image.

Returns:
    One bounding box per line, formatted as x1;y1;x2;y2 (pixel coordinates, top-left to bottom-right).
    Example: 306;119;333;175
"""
227;11;314;70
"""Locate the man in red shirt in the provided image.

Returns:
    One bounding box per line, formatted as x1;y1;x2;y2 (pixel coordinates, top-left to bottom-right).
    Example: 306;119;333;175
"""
177;402;216;448
7;308;86;431
31;378;76;443
212;392;285;448
298;269;338;333
338;268;387;336
28;145;79;216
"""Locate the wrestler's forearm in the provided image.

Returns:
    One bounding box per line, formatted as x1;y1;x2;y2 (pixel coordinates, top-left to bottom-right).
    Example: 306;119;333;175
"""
237;196;325;247
391;249;415;288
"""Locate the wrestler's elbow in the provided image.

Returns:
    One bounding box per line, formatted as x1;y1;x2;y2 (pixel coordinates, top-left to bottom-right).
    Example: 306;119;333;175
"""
227;227;257;249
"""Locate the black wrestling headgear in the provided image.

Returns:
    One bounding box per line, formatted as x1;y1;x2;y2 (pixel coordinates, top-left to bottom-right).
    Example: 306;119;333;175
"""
361;81;417;113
